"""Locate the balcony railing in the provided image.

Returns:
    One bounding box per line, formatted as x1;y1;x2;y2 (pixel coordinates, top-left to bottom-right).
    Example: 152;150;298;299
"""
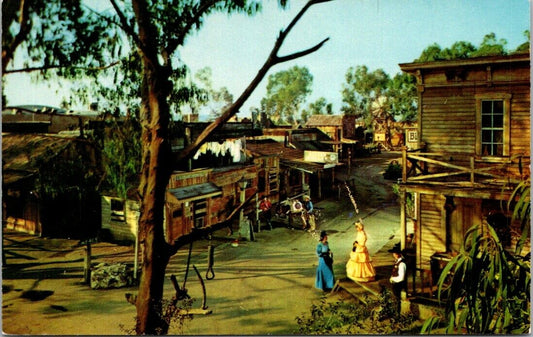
401;147;528;187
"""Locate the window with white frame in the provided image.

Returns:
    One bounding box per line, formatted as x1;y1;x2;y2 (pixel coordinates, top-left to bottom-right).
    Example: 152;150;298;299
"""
475;93;511;158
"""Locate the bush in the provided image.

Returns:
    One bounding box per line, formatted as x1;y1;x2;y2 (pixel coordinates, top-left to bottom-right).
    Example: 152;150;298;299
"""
383;160;402;180
295;288;420;335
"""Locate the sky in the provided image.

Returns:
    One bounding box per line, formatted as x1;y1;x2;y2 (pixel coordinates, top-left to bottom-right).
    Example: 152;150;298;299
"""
3;0;531;118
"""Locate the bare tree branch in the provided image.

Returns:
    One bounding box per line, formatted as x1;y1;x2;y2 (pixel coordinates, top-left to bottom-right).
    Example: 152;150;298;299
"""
276;37;330;63
176;0;331;162
4;61;121;74
109;0;144;55
2;0;32;74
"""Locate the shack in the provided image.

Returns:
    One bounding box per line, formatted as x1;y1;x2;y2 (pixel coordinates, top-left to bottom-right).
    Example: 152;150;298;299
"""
2;133;102;238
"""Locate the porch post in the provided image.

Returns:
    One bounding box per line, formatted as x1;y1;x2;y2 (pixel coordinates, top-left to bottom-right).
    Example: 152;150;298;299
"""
400;187;406;250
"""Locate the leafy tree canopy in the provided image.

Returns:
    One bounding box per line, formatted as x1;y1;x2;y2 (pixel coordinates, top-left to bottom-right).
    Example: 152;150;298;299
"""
416;32;530;62
260;65;313;124
301;96;332;123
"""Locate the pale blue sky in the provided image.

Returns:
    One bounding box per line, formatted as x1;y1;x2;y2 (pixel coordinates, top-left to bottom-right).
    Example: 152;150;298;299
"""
3;0;531;117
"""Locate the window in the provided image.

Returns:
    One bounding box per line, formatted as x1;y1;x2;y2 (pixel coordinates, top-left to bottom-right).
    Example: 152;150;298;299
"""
481;100;504;156
475;93;511;158
110;198;125;222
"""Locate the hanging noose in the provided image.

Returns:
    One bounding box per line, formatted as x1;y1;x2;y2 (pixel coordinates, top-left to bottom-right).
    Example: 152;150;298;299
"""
205;235;215;280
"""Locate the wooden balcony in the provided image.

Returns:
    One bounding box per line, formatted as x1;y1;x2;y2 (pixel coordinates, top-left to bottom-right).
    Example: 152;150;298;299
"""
400;147;529;189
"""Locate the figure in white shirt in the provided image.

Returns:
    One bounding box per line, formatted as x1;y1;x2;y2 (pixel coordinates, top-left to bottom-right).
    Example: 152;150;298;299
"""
388;246;407;313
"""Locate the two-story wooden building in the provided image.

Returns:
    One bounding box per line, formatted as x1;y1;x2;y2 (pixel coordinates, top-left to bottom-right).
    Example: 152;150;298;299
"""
397;52;530;292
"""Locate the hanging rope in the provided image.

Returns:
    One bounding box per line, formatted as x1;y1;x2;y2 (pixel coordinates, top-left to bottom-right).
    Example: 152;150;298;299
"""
344;181;359;214
205;244;215;280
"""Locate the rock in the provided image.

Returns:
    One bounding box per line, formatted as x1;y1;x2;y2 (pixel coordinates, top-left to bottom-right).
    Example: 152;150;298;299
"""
90;263;133;289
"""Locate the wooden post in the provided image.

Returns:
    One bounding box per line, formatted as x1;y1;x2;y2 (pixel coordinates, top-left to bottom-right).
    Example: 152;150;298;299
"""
470;157;475;185
318;170;322;199
84;242;92;284
402;146;407;183
255;193;260;233
400;188;406;251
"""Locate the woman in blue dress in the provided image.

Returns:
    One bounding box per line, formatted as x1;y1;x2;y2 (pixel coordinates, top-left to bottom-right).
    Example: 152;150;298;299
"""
315;230;335;292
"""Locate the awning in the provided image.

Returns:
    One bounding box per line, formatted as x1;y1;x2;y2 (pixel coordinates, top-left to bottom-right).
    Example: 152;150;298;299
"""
167;182;222;203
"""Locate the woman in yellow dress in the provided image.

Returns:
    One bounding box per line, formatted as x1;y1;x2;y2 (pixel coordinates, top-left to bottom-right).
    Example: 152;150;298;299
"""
346;221;376;282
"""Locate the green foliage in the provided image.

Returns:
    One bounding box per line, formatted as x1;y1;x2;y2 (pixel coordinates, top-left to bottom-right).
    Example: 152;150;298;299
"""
261;65;313;124
295;289;419;335
341;65;389;118
507;179;530;255
2;0;121;80
425;224;530;334
100;117;142;200
340;65;417;131
416;32;529;63
388;73;418;122
301;97;333;122
194;67;234;120
383;160;402;180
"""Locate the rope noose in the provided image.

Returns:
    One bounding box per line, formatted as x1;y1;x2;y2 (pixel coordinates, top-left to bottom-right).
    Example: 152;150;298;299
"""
206;242;215;280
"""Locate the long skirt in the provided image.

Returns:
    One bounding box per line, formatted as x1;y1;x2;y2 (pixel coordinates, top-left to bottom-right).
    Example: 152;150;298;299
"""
315;257;335;291
346;249;376;282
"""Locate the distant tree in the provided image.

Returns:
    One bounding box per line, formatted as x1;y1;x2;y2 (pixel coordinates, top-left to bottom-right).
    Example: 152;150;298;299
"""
195;67;234;121
100;117;142;202
387;73;417;122
340;65;390;126
261;65;313;124
440;41;477;60
301;96;332;122
415;32;527;62
515;30;530;52
415;43;443;62
470;33;508;57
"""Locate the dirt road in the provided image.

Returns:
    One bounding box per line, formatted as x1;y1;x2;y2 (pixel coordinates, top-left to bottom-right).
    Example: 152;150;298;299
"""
2;152;402;335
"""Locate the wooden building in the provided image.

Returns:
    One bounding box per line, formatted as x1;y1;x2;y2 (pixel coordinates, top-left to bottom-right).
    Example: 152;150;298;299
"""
165;164;258;243
246;138;339;201
304;114;363;159
398;53;530;292
3;133;102;238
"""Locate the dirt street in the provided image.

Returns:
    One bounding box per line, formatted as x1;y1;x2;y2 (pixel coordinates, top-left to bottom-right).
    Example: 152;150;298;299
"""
2;152;403;335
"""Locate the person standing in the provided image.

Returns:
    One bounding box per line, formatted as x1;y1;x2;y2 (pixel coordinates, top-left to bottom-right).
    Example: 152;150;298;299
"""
301;195;316;232
388;246;407;313
258;195;273;230
315;230;335;292
346;221;376;282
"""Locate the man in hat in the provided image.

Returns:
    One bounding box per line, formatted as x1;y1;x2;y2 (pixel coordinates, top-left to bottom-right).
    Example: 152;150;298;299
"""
389;246;407;313
301;195;316;232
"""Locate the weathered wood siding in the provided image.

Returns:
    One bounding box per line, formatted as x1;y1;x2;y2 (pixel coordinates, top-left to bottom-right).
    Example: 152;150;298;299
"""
418;57;530;178
419;193;446;268
101;196;139;242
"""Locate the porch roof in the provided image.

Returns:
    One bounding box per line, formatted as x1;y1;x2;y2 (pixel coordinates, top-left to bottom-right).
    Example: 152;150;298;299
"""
167;182;222;203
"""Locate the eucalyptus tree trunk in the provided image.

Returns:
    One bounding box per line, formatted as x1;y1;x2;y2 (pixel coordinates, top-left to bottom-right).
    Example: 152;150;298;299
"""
135;62;173;334
128;0;331;334
132;1;173;333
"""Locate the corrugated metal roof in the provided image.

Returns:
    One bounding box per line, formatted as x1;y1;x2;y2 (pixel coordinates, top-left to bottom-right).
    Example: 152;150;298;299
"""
2;133;77;184
305;115;343;127
246;139;337;173
167;182;222;202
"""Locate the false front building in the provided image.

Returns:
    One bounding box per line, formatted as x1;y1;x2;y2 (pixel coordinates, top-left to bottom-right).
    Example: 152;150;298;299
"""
398;52;530;293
